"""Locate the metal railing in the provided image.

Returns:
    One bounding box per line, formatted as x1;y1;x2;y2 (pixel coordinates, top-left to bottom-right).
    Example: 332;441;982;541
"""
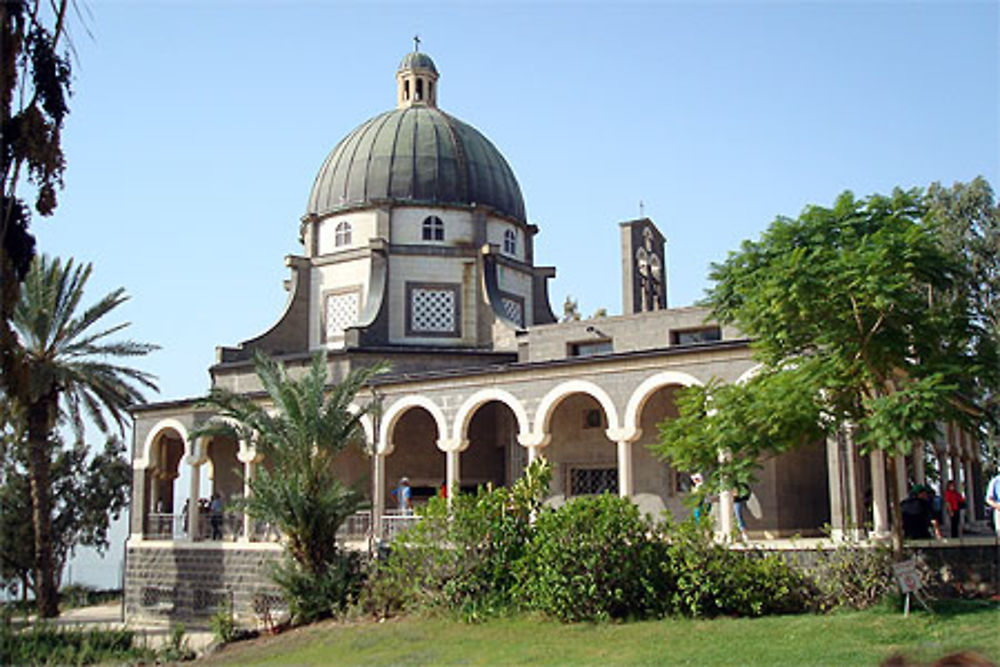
146;513;187;540
144;509;422;545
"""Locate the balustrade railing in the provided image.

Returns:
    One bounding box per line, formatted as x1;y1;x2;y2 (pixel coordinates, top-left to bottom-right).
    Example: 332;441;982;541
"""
144;509;422;545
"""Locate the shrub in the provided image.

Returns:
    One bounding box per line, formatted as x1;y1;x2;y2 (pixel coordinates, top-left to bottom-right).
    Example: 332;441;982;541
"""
514;494;672;621
807;535;937;611
362;460;550;619
664;519;811;618
211;599;237;644
271;550;364;624
0;623;154;665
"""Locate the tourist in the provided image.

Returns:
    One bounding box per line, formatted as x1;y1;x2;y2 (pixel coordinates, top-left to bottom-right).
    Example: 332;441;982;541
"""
986;470;1000;537
691;473;710;525
901;485;939;540
393;476;413;515
210;492;224;540
733;483;751;541
943;481;966;538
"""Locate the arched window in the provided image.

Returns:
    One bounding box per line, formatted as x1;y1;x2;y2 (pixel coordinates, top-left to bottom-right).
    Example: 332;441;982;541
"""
403;80;410;101
335;221;352;247
422;215;444;241
503;229;517;256
416;78;424;101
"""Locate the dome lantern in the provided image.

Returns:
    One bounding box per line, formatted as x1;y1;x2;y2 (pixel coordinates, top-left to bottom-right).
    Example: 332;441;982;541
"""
396;36;439;109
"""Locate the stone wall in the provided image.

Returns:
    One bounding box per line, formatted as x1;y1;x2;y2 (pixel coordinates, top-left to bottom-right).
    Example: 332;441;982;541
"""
125;542;284;625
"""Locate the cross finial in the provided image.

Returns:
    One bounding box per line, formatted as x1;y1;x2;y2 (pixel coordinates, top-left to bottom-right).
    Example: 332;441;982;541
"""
413;34;421;52
639;200;645;218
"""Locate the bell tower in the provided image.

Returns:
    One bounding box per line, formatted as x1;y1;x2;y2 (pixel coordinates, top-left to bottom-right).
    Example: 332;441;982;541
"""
620;218;667;315
396;36;439;109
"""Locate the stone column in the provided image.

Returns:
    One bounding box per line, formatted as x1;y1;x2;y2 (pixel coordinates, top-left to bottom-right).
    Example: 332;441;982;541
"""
372;453;385;542
894;454;908;505
616;441;634;498
241;460;255;542
844;427;865;538
869;450;889;537
911;442;926;486
717;484;734;541
964;459;976;524
188;464;201;541
825;432;847;540
445;449;460;510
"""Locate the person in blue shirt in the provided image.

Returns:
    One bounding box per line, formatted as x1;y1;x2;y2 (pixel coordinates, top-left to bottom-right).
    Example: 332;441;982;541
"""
986;471;1000;537
393;477;413;515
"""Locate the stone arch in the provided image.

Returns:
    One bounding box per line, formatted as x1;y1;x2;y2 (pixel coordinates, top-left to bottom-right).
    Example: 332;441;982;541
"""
135;418;190;470
735;363;765;385
380;394;448;455
347;403;376;450
621;371;703;442
533;380;620;439
451;388;530;447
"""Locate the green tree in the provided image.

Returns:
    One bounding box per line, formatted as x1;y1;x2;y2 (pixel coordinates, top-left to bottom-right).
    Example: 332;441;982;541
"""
194;352;385;622
1;0;73;462
0;434;130;601
927;177;1000;469
12;255;157;617
656;188;999;556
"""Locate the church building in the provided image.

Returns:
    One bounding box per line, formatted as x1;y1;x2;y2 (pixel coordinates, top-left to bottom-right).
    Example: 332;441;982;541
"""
124;49;982;622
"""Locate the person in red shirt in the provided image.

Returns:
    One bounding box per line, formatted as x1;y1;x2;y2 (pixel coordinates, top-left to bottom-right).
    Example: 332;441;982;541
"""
944;480;966;538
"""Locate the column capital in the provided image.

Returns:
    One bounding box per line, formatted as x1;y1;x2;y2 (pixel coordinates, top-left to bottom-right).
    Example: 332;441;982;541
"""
518;433;550;449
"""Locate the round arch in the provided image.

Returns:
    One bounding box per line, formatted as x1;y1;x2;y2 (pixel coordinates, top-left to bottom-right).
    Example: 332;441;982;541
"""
451;389;530;446
735;363;765;385
380;394;448;455
135;418;190;470
532;380;620;440
621;371;703;442
347;403;376;451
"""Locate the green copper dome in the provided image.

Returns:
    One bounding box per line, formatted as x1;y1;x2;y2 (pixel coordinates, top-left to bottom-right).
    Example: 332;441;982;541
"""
306;106;526;223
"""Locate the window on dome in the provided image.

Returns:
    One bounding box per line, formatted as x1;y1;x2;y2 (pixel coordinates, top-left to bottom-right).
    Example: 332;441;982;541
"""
503;229;517;256
416;79;424;101
422;215;444;241
335;221;352;247
403;80;410;101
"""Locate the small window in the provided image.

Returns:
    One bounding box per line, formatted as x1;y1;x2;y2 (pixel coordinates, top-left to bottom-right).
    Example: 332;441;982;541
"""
334;221;352;247
416;78;424;101
403;80;410;100
569;340;613;357
670;326;721;346
422;215;444;241
503;229;517;256
582;409;603;429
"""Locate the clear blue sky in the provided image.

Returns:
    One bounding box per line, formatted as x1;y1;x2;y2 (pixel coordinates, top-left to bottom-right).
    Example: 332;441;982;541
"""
27;1;997;586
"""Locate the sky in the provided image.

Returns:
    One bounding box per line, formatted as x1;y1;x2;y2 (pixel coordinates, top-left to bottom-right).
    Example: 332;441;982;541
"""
25;0;998;588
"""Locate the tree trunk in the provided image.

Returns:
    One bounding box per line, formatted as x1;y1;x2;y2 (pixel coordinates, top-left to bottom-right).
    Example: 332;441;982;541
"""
26;395;59;618
886;453;905;560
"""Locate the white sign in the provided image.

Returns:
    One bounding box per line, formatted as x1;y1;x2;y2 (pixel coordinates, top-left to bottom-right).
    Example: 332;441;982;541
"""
892;559;921;594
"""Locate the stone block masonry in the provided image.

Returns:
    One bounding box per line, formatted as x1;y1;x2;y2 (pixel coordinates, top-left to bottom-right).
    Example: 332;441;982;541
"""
124;542;284;625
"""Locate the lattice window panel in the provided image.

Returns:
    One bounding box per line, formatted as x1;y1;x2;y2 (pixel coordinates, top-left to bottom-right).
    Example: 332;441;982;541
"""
570;467;618;496
193;588;229;611
325;291;359;339
501;297;524;327
410;287;456;334
140;586;176;609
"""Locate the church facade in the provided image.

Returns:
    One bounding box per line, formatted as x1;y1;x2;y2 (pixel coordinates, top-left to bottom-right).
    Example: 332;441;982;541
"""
124;50;983;622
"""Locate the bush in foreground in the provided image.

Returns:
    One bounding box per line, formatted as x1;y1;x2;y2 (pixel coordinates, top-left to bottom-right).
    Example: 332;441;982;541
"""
0;623;155;665
514;494;672;621
364;464;811;622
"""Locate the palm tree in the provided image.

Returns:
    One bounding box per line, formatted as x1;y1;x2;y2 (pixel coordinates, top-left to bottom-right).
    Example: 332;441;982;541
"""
12;255;157;617
194;351;385;621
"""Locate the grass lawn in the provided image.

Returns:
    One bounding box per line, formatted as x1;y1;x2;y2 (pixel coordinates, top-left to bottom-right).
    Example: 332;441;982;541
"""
203;600;999;666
